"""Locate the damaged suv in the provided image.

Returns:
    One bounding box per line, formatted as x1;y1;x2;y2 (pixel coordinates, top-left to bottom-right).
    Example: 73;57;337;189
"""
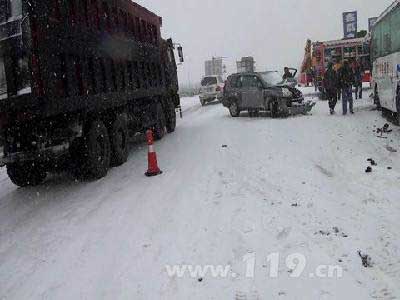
222;71;314;117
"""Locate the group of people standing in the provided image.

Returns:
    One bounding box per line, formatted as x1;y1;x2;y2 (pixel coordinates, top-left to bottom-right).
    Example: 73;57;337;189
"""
323;60;364;115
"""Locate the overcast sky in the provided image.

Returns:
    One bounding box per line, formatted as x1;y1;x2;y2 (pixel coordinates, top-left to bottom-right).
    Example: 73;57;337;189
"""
136;0;393;86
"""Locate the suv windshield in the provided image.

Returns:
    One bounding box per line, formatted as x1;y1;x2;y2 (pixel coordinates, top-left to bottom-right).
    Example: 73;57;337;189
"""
259;71;283;86
201;76;218;86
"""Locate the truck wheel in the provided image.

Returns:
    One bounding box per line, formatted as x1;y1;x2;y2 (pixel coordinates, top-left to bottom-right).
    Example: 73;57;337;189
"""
110;115;129;167
229;101;240;117
80;120;111;180
154;103;166;140
166;101;177;133
7;162;47;187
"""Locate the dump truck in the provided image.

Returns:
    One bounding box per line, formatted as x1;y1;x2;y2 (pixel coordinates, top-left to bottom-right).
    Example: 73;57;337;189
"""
0;0;183;186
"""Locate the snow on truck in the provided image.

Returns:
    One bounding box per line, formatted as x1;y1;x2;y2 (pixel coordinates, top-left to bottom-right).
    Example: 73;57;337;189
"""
0;0;184;187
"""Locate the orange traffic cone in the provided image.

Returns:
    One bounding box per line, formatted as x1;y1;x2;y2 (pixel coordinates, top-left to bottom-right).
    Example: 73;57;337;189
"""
145;129;163;177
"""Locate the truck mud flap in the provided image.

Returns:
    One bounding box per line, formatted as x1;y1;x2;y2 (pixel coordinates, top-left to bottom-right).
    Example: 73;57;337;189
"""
288;101;316;116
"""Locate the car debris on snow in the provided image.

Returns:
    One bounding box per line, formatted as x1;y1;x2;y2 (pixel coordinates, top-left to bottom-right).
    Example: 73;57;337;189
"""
358;251;373;268
377;124;392;134
376;124;392;138
316;230;331;236
315;227;348;238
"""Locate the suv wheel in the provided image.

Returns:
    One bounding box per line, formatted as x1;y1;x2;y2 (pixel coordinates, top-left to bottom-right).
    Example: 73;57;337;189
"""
271;100;279;118
229;101;240;117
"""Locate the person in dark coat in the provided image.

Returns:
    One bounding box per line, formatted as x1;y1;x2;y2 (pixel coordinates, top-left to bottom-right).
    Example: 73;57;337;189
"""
353;62;363;99
334;60;342;100
338;60;354;115
282;67;293;80
323;62;338;114
311;68;317;91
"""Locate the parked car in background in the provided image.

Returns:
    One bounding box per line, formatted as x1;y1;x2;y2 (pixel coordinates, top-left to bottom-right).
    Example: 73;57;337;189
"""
199;75;225;106
222;72;314;118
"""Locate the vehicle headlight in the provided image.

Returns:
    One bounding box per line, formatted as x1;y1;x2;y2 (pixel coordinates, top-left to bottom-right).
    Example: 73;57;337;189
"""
282;88;292;98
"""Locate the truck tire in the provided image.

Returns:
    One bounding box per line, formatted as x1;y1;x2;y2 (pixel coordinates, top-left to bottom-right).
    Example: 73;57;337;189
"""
154;103;166;140
229;101;240;117
110;115;129;166
79;120;111;180
166;100;177;133
7;162;47;187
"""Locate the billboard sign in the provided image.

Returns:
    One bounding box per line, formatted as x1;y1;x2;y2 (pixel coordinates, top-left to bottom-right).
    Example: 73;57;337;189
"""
343;11;358;39
368;17;378;32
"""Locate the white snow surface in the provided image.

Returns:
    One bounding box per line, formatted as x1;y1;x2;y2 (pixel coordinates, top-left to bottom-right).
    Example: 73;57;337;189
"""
1;93;400;300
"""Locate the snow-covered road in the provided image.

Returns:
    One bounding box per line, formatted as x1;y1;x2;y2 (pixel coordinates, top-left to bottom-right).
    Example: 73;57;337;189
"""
1;94;400;299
